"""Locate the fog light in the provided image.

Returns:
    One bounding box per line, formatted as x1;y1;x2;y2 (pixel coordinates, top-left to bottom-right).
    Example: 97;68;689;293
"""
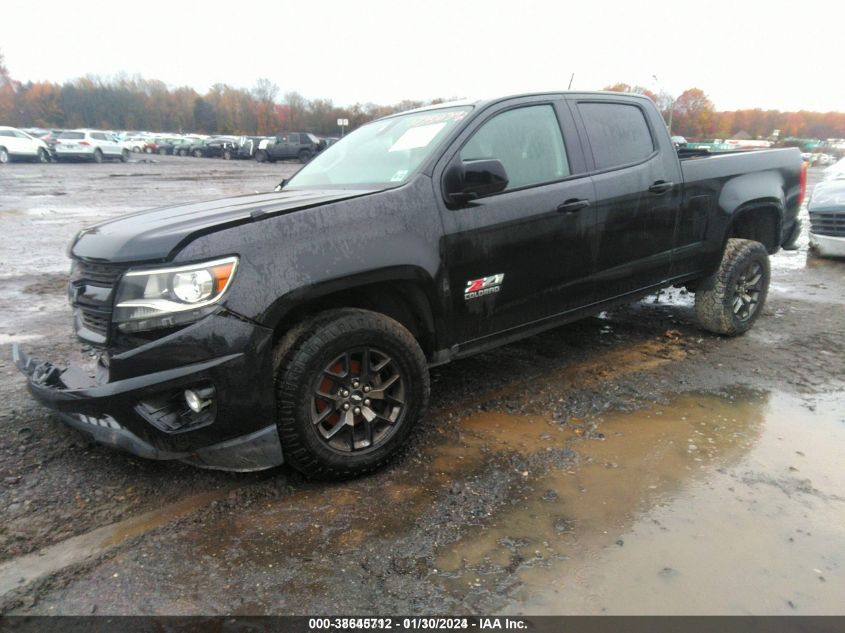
184;387;214;413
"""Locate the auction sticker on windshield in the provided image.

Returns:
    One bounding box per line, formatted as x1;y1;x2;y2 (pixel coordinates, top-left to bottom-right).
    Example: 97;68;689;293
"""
389;122;448;152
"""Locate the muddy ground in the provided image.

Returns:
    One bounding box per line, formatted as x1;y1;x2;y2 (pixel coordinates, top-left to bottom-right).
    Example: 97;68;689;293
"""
0;158;843;615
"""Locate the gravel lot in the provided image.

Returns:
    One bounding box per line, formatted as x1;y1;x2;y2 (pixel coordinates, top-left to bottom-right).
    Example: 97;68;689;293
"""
0;158;843;615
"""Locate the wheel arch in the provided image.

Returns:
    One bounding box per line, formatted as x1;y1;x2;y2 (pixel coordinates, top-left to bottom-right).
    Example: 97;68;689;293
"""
723;199;783;254
264;266;443;361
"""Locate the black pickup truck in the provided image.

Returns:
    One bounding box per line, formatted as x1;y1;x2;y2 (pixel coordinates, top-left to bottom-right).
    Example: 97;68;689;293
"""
14;92;805;477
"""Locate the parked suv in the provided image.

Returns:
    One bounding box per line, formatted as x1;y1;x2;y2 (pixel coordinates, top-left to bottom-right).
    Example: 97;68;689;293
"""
0;126;51;164
55;130;129;163
255;132;321;163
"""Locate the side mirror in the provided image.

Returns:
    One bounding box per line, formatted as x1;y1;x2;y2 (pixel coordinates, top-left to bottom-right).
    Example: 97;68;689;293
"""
443;159;509;206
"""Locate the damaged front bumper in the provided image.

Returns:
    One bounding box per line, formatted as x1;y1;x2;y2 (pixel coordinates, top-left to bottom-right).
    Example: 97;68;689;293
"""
12;322;284;472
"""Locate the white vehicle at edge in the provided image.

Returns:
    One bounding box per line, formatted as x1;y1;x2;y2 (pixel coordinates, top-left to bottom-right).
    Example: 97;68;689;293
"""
807;179;845;258
823;156;845;181
55;130;129;163
0;126;51;164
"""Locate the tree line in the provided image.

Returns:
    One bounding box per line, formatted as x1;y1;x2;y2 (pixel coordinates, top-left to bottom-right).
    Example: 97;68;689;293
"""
2;50;843;140
604;83;845;141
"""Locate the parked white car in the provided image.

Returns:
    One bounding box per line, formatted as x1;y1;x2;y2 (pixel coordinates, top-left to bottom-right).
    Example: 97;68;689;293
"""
122;136;150;153
808;179;845;258
823;157;845;181
0;126;51;164
54;130;129;163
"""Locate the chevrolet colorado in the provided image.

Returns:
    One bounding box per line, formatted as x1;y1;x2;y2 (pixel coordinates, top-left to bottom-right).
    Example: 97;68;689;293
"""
14;92;806;477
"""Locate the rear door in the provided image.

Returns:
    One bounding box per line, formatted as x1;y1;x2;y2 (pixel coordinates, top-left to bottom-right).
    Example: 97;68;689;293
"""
436;97;597;345
570;96;682;297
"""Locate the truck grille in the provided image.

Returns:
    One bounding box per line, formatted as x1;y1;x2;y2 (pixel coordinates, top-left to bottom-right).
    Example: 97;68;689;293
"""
809;211;845;238
69;260;127;342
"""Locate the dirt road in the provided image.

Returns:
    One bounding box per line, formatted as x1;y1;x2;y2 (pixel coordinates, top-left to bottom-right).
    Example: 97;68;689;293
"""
0;158;843;614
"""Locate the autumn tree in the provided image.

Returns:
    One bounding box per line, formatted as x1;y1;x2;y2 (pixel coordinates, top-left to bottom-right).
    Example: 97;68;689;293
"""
671;88;715;138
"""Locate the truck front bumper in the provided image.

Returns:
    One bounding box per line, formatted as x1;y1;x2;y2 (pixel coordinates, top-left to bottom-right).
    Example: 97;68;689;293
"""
809;232;845;258
12;314;284;472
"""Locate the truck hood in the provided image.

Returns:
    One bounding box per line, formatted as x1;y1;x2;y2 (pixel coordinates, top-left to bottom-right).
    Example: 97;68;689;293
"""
71;188;378;263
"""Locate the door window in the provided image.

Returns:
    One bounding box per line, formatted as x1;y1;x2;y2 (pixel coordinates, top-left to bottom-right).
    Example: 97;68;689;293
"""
460;105;570;191
287;133;300;144
578;102;654;170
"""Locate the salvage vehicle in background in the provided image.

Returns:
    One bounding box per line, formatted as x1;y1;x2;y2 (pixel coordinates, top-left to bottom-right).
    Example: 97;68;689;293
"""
55;130;130;163
0;126;52;163
807;179;845;258
191;136;239;158
255;132;321;163
15;92;804;479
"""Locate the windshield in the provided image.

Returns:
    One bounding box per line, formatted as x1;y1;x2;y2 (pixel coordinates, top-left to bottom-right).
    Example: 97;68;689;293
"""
286;106;471;189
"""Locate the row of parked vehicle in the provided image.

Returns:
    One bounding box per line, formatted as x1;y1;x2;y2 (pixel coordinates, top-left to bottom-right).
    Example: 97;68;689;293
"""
1;125;339;164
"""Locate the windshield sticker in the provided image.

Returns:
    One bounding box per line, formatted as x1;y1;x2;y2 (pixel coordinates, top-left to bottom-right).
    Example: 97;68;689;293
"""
389;122;447;152
390;169;409;182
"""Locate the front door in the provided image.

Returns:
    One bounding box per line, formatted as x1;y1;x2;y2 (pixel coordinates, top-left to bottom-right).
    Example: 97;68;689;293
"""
437;100;597;346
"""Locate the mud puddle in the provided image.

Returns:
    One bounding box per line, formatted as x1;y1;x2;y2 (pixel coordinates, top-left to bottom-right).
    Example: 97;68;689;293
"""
20;385;845;615
438;389;845;614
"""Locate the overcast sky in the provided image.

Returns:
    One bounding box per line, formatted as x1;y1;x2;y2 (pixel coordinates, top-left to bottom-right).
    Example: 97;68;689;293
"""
4;0;842;112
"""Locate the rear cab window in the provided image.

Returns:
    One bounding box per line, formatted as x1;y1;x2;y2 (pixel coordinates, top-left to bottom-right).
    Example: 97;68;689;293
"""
577;102;655;170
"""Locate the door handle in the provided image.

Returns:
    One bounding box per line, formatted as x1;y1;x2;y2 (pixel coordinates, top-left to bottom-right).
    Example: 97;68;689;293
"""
557;198;591;213
648;180;674;194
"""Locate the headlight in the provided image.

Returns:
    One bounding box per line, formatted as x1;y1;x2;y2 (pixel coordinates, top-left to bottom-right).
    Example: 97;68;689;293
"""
113;256;238;332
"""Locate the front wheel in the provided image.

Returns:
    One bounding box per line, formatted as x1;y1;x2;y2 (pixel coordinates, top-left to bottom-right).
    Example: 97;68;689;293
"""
0;148;10;164
255;150;268;163
120;149;130;162
193;149;203;158
222;149;232;160
158;147;168;155
37;148;50;163
274;309;430;479
694;238;770;336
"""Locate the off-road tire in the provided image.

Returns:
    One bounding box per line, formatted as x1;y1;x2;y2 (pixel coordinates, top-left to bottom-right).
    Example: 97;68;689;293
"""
694;238;770;336
274;309;430;479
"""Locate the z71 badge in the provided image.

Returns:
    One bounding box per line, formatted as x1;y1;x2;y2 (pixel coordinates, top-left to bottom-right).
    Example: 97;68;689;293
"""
464;274;505;300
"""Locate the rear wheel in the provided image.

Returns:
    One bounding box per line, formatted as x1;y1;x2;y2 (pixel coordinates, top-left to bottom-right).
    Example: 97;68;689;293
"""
298;149;312;163
158;147;168;155
144;147;152;154
274;309;429;479
0;148;9;164
92;149;103;164
694;238;770;336
120;149;130;162
37;148;50;163
222;149;232;160
255;150;268;163
193;149;203;158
